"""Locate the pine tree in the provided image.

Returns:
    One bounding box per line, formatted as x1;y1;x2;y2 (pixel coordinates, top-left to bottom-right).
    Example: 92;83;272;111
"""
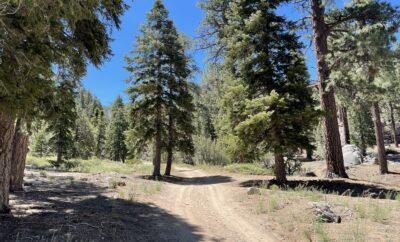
125;0;195;177
164;26;195;176
47;76;77;167
329;0;400;174
33;126;49;157
73;110;95;159
105;96;128;163
94;108;107;158
0;0;127;213
222;0;318;183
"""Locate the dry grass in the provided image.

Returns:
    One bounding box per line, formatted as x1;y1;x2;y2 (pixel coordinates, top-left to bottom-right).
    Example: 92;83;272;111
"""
26;154;155;175
241;172;400;242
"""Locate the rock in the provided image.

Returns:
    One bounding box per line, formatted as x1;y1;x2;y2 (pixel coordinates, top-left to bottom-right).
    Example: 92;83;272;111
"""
364;153;378;164
308;202;341;223
342;145;363;165
247;187;261;195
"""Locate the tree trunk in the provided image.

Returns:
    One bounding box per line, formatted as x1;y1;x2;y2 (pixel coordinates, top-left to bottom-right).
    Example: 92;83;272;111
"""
10;119;29;192
56;144;62;165
274;154;287;183
389;102;398;147
311;0;347;179
153;106;162;177
0;111;15;214
339;106;350;145
165;114;173;176
371;102;388;174
153;132;162;177
306;146;313;160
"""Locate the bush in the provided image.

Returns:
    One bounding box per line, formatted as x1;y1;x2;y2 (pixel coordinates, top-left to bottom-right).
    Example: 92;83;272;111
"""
125;159;143;165
285;155;303;175
193;136;230;165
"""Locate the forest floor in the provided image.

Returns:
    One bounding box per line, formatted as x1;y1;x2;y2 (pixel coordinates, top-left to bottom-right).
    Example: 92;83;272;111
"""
1;158;400;241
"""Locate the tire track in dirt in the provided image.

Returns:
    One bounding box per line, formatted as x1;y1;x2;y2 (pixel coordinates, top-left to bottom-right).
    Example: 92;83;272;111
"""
156;167;278;242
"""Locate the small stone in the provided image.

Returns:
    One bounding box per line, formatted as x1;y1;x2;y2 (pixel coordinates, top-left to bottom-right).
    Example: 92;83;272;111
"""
247;187;261;195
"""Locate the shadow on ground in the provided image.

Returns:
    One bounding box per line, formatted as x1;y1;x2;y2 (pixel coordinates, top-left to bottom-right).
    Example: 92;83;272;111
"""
140;175;234;186
240;179;400;200
0;175;203;242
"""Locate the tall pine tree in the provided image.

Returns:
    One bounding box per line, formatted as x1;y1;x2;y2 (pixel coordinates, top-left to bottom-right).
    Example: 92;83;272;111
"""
222;0;318;182
125;0;195;176
94;108;107;158
47;75;77;167
329;0;400;174
105;96;128;163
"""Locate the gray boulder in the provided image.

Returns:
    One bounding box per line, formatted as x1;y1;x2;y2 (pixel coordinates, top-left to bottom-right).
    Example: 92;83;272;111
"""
342;144;363;166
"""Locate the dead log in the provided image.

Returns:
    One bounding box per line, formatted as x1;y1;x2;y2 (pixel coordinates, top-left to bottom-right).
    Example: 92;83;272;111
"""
308;202;341;223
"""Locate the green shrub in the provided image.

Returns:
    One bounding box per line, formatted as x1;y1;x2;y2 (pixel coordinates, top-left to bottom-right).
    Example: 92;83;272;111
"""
193;136;230;166
125;159;143;165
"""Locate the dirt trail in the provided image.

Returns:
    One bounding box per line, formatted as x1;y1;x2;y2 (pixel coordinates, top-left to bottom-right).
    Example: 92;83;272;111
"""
152;167;278;242
1;167;278;242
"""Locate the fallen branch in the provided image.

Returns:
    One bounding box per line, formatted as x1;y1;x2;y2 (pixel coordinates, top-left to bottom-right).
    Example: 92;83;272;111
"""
308;202;341;223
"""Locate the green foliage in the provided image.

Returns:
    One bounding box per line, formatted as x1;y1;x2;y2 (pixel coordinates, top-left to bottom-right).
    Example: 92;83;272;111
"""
193;136;230;166
32;124;50;157
221;0;318;172
348;103;377;154
125;0;195;174
76;88;107;159
94;109;107;158
47;77;77;165
27;154;152;175
198;0;230;58
224;163;273;175
73;109;95;159
0;0;127;119
105;96;128;162
194;64;225;140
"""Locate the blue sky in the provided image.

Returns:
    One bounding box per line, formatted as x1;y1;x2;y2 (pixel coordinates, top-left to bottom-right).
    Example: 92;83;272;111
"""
82;0;399;106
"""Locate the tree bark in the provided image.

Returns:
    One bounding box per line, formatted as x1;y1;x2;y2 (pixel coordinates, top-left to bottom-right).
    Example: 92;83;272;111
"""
153;105;162;177
274;154;287;183
371;102;388;174
339;106;350;145
389;102;398;147
165;114;173;176
306;146;313;160
0;111;15;214
311;0;347;178
56;142;62;166
153;132;162;177
10;119;29;192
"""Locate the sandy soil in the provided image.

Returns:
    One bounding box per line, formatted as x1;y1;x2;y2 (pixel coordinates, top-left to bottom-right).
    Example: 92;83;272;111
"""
0;167;278;242
148;167;278;242
1;162;400;242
